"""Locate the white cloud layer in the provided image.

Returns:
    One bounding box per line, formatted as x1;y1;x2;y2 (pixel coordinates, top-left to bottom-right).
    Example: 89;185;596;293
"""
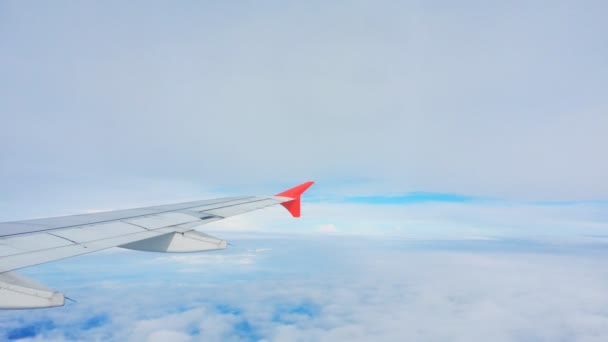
3;235;608;341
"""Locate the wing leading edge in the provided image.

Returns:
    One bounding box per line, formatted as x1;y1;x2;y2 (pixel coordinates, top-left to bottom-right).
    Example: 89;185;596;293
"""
0;181;314;309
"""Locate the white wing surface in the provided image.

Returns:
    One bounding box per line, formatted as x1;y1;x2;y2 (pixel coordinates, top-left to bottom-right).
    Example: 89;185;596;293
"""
0;182;314;309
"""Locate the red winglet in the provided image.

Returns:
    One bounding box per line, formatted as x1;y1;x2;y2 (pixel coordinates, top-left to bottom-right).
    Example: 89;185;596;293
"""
275;181;315;218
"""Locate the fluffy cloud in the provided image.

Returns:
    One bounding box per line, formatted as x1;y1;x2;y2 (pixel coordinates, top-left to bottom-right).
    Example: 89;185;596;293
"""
316;224;338;233
3;235;608;341
146;330;192;342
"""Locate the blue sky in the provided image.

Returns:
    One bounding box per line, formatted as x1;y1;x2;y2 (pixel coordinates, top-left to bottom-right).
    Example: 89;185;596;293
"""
1;0;608;341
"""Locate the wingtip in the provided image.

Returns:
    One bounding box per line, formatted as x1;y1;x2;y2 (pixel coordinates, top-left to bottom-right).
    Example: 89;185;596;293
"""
275;181;315;218
275;181;314;199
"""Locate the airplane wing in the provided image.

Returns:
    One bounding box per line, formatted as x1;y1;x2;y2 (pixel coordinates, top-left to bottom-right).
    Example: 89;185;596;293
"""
0;181;314;309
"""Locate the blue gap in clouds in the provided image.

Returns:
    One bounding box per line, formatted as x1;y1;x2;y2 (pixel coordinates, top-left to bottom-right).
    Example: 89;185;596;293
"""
81;314;110;330
532;199;608;206
233;320;261;342
212;304;259;341
189;326;201;336
346;192;475;205
216;304;242;315
7;319;55;340
346;193;608;206
272;301;320;324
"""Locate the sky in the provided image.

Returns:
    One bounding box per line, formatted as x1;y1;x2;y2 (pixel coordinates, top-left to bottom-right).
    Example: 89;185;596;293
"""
1;0;607;341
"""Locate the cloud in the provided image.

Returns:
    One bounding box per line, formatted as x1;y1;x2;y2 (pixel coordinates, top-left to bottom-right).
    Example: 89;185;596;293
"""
156;253;258;267
3;235;608;341
316;224;338;233
146;330;192;342
345;193;475;204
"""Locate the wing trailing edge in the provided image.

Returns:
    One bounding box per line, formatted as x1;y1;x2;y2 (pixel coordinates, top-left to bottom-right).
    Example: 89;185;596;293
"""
120;230;227;253
0;272;64;309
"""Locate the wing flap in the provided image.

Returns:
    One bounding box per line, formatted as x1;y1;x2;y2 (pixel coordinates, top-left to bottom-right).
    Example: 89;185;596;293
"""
0;272;64;309
120;231;227;253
